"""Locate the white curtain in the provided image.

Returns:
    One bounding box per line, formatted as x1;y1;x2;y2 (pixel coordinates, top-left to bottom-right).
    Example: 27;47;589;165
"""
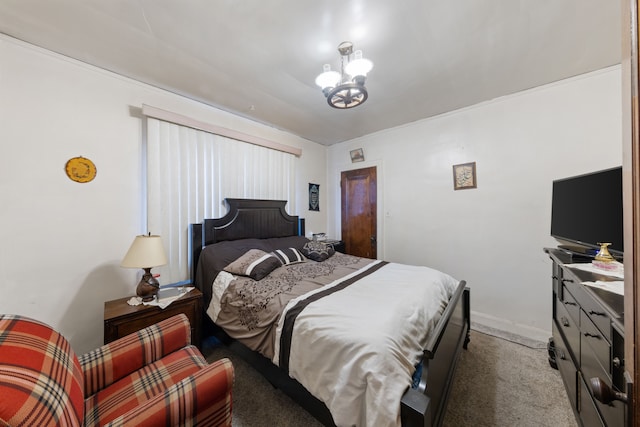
146;117;296;285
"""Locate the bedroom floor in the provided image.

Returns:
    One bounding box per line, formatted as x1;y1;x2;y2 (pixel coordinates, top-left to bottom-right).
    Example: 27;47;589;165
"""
204;328;577;427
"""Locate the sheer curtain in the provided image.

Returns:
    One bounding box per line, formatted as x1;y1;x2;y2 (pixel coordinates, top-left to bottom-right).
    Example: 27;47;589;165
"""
145;117;296;285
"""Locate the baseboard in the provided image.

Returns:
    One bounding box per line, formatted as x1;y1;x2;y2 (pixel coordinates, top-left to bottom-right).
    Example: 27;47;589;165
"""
470;311;549;349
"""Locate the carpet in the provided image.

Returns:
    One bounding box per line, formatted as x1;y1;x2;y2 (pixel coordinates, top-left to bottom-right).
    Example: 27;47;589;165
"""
205;329;577;426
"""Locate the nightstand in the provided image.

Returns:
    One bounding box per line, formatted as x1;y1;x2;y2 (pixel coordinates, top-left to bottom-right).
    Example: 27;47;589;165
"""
325;239;345;253
104;288;203;349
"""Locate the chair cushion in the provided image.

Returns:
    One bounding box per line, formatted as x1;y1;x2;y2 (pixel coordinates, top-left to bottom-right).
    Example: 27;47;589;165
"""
83;345;207;427
0;315;84;426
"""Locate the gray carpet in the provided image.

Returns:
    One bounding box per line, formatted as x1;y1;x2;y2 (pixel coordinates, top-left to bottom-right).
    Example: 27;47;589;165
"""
205;329;577;427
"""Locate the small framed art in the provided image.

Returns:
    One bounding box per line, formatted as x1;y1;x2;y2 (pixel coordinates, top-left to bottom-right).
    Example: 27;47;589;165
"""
350;148;365;163
453;162;477;190
309;183;320;211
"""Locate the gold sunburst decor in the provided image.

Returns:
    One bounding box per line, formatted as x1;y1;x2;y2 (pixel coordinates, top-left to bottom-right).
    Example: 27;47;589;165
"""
65;156;97;183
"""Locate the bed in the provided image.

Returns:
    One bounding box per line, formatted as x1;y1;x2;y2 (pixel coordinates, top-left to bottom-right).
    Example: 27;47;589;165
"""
189;198;470;427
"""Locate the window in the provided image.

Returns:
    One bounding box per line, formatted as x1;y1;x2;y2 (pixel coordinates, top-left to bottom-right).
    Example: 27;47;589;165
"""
145;116;297;285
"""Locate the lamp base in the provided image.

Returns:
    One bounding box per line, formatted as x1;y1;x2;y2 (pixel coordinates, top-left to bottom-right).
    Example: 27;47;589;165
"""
136;268;159;302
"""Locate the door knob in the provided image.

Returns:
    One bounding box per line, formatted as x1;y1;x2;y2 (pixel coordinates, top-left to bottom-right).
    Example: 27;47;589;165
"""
590;377;628;404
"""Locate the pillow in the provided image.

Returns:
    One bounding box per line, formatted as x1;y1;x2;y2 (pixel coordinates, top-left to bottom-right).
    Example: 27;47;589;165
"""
272;247;306;265
301;241;336;262
224;249;282;280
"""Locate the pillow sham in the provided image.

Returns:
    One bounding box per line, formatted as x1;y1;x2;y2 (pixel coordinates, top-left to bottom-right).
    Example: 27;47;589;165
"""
272;247;306;265
301;241;336;262
224;249;281;281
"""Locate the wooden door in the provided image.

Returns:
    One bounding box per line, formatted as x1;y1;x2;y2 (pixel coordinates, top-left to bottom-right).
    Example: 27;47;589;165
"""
622;1;638;425
341;167;377;258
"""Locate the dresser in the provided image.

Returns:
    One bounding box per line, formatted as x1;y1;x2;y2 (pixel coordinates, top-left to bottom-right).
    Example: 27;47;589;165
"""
546;248;626;426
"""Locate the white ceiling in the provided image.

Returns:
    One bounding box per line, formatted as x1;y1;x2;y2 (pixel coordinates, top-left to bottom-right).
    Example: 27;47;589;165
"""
0;0;621;145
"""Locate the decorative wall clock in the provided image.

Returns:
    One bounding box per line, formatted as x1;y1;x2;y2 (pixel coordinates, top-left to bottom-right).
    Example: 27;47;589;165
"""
65;156;97;183
453;162;477;190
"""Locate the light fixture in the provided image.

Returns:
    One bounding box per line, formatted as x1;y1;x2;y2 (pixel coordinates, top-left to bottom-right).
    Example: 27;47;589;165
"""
315;41;374;109
121;234;168;301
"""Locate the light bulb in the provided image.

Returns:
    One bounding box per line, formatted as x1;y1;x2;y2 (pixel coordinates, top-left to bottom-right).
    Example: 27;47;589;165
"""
315;64;341;89
345;50;373;78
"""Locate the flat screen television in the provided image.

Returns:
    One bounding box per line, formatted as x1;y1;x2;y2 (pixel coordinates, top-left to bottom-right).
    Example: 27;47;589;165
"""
551;166;623;258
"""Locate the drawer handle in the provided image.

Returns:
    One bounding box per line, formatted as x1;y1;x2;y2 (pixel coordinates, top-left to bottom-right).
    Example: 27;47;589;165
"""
564;301;577;306
588;310;606;317
562;278;575;283
560;316;570;327
583;332;601;339
590;377;628;404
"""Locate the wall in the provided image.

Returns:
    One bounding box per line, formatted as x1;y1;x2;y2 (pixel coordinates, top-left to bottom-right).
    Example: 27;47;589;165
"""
327;67;622;341
0;35;327;354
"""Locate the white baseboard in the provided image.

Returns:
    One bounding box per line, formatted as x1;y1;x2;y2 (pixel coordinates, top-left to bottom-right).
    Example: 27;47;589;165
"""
471;310;550;345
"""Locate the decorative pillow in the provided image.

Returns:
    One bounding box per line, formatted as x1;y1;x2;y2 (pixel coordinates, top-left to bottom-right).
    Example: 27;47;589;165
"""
301;241;336;262
272;247;306;265
224;249;282;280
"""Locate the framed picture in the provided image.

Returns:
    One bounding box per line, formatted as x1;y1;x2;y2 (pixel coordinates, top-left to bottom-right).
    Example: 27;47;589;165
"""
453;162;477;190
309;183;320;211
350;148;365;163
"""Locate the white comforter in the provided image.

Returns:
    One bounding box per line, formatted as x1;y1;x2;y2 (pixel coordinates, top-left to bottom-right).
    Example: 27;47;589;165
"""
272;260;458;427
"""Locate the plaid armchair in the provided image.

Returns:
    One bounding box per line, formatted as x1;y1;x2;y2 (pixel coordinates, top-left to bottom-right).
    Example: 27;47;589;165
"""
0;313;233;426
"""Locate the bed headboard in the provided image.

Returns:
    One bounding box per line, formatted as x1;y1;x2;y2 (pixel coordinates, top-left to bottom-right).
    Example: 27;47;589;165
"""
189;198;304;285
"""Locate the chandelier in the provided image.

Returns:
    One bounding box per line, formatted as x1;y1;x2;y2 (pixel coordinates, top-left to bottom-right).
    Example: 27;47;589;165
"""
315;41;374;109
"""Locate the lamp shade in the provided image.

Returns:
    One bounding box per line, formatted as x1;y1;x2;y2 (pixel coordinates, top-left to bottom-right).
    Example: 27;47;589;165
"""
315;64;341;90
121;235;168;268
345;50;373;78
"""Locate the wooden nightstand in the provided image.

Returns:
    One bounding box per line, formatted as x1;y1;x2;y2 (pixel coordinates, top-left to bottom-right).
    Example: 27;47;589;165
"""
325;239;345;253
104;288;203;349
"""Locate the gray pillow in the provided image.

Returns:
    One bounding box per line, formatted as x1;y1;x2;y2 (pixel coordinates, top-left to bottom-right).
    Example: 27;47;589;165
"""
224;249;281;280
301;241;336;262
272;247;306;265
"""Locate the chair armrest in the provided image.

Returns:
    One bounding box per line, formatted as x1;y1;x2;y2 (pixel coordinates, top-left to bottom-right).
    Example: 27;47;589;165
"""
103;358;234;427
80;314;191;396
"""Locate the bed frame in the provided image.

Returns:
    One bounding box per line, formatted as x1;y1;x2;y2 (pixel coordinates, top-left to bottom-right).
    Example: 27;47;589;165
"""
189;198;470;427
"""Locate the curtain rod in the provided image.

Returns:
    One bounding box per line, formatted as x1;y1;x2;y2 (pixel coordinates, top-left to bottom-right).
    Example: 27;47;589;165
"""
141;104;302;157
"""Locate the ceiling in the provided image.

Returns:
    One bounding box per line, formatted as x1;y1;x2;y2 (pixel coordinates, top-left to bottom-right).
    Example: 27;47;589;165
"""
0;0;621;146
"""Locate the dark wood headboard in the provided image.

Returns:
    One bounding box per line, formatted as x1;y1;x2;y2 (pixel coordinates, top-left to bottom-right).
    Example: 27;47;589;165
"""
189;198;304;285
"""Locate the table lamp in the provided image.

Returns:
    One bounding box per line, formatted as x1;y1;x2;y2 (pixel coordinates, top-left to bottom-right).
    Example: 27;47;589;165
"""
121;234;168;301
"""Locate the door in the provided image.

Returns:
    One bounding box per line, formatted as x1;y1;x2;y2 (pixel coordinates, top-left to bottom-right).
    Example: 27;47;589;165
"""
622;1;638;425
341;167;377;258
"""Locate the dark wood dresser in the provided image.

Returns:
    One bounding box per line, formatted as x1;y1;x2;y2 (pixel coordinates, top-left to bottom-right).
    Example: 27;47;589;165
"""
104;288;203;349
546;248;626;426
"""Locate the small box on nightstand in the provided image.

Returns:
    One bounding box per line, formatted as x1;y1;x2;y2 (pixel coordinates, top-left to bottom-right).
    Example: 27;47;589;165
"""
104;288;203;349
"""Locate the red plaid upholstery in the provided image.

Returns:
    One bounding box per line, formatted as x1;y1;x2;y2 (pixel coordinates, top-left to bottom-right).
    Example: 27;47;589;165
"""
105;358;234;427
0;313;234;427
80;313;191;396
0;315;84;426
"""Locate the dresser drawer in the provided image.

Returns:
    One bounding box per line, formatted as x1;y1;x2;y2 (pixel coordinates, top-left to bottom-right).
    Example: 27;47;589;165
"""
580;312;625;426
552;322;577;408
565;276;611;342
580;310;611;380
579;374;605;427
555;296;580;364
110;303;196;338
561;284;580;325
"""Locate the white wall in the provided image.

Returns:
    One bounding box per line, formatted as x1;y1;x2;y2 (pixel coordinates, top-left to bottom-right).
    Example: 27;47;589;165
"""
0;35;327;354
327;67;622;341
0;32;622;351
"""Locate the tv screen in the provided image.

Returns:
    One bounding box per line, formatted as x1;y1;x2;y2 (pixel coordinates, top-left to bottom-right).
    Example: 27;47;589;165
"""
551;166;623;257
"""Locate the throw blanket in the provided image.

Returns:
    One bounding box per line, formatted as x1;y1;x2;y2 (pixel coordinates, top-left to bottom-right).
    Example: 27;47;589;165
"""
207;252;458;427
